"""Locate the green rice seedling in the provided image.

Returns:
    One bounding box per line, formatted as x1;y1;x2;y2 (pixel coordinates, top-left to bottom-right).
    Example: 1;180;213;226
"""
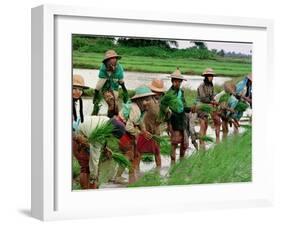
199;135;214;143
167;129;252;185
128;170;164;187
198;103;214;114
160;136;171;156
82;88;94;97
88;121;115;146
72;181;81;190
158;91;181;120
106;136;120;152
142;154;154;163
235;101;248;112
152;135;170;145
72;157;80;179
219;93;231;103
111;151;131;169
92;91;103;115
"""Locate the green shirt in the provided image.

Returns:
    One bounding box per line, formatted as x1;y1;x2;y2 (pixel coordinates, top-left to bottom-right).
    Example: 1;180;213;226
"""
98;63;124;91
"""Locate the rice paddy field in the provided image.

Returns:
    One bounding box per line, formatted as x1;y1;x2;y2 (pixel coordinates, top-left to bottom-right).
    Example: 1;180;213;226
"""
73;51;251;77
72;36;252;190
128;127;252;188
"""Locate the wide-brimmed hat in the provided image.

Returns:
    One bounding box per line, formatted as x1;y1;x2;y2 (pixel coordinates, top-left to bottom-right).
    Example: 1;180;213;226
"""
202;68;216;77
73;74;89;89
223;81;236;94
102;50;121;63
148;79;166;93
131;86;156;100
169;68;187;81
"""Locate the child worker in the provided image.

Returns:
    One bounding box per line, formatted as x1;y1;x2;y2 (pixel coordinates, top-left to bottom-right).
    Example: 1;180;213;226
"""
167;68;192;164
113;85;157;184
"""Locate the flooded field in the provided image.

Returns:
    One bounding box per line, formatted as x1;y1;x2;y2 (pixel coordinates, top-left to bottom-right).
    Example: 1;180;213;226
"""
73;68;251;189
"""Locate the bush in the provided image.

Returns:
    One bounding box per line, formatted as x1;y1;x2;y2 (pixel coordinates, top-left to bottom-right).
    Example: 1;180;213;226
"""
72;37;89;50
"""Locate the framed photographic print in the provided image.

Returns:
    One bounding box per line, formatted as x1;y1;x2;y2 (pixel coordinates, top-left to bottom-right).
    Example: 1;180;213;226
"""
31;4;274;221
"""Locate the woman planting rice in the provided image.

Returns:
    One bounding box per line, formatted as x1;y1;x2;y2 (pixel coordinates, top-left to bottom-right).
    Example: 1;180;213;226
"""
216;81;250;138
113;85;156;183
92;50;128;117
135;79;166;170
196;68;221;149
73;115;128;189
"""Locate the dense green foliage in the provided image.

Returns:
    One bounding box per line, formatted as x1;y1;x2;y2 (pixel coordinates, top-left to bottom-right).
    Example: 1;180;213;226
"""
129;128;252;187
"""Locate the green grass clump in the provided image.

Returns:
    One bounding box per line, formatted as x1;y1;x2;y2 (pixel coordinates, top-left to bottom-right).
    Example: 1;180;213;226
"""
167;129;252;185
129;128;252;187
128;170;164;187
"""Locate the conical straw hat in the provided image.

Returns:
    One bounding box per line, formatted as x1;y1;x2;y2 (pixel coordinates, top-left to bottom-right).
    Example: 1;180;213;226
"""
73;74;89;89
169;68;187;81
148;79;166;93
131;86;156;100
202;68;216;77
102;50;121;63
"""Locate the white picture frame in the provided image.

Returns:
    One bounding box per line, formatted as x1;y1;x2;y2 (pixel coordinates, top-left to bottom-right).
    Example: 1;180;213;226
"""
31;4;274;221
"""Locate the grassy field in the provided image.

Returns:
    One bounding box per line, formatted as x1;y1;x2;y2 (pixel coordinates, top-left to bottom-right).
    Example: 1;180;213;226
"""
73;51;251;77
128;127;252;188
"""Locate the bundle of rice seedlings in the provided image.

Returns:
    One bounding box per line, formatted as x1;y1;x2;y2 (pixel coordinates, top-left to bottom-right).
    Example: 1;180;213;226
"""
158;91;181;120
219;93;231;103
235;101;248;112
142;154;154;163
92;91;102;115
151;135;170;145
160;136;171;156
160;144;171;156
197;104;214;114
198;135;214;143
82;88;94;97
161;91;181;112
88;121;115;146
111;151;131;169
106;136;120;152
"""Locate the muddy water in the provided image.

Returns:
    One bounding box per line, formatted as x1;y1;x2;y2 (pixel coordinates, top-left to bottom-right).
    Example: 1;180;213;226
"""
73;68;232;91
